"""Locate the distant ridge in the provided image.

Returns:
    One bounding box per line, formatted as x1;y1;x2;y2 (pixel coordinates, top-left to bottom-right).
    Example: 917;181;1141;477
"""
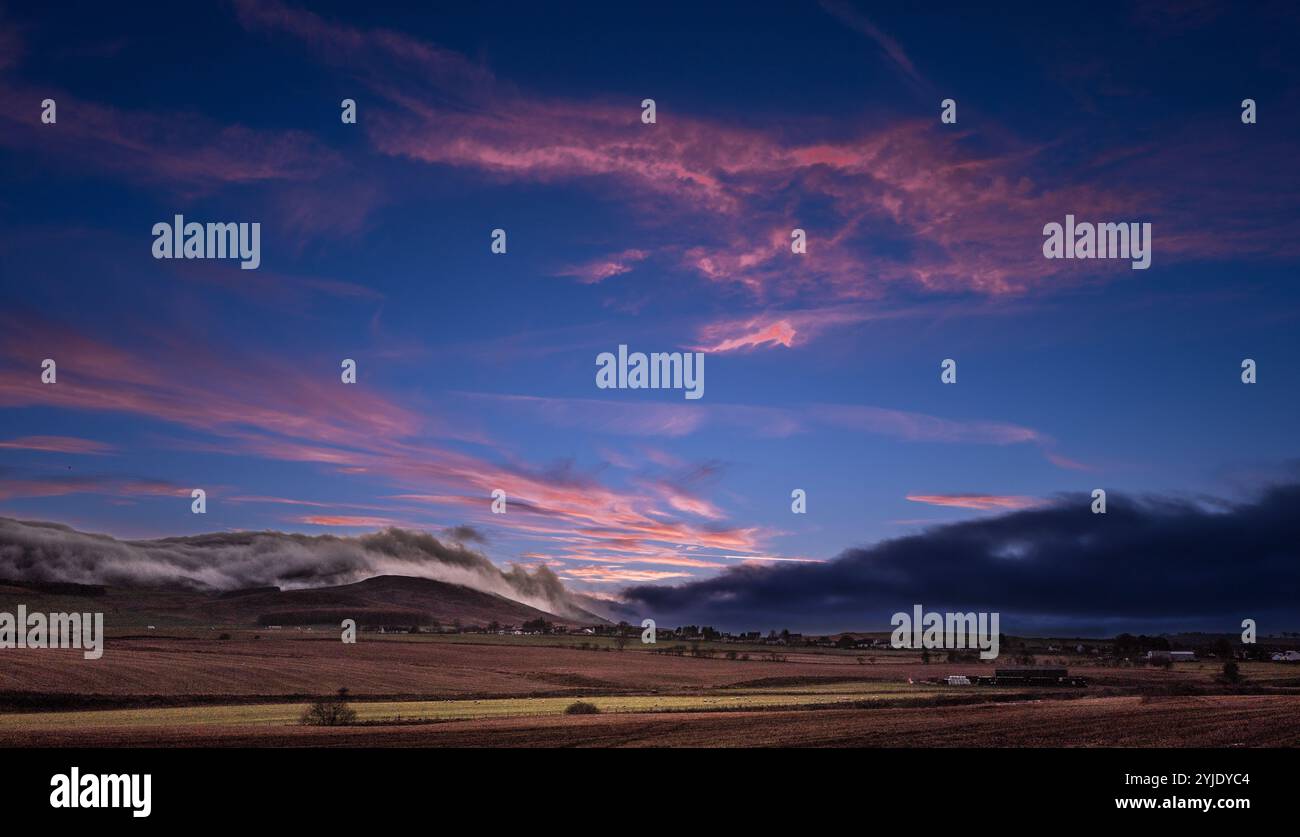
0;574;607;629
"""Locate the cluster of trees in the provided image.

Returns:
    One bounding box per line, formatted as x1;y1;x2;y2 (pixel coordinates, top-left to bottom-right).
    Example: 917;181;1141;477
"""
1112;633;1172;654
675;625;723;640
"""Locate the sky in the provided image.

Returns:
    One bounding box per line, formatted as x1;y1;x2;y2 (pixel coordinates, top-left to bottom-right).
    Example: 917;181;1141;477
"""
2;1;1299;633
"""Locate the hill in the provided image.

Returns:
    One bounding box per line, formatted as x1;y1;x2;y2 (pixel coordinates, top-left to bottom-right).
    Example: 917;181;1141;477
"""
0;575;606;629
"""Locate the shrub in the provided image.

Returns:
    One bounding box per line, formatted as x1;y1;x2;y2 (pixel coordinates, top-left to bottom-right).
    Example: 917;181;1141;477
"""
1222;661;1242;684
301;689;358;726
301;700;357;726
564;701;601;715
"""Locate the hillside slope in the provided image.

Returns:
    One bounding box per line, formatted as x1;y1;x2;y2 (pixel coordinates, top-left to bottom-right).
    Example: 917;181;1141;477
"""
0;575;605;629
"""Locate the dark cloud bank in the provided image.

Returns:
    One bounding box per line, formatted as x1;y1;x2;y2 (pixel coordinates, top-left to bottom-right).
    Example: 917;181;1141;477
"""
621;482;1300;636
0;520;594;620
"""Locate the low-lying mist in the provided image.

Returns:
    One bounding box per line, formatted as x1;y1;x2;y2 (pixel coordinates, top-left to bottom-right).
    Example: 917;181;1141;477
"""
0;518;596;621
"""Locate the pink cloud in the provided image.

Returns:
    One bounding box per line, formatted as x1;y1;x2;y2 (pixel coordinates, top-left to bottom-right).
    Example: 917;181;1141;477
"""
0;476;185;502
0;318;790;573
698;319;797;352
0;435;114;454
555;249;648;284
906;493;1046;511
1045;451;1096;472
559;566;694;583
297;515;400;528
659;487;725;521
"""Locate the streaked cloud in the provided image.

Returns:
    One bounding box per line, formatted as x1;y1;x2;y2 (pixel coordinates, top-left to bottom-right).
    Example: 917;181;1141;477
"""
905;493;1045;511
0;435;114;455
554;249;649;284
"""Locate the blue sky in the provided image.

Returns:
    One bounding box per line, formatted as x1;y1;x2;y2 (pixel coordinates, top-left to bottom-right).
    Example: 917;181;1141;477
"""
1;1;1298;626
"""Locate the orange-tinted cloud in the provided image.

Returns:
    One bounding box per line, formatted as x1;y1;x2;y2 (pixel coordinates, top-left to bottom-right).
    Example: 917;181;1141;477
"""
906;493;1046;511
297;515;400;528
698;319;797;352
0;317;786;574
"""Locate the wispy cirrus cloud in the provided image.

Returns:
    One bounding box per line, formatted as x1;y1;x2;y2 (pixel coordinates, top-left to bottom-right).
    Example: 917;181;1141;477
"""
554;249;649;284
0;474;185;502
905;493;1046;511
225;0;1300;358
296;514;400;528
807;404;1044;445
463;390;1062;449
0;25;382;240
818;0;928;87
697;319;797;352
0;85;342;193
0;317;784;577
560;565;694;583
0;435;114;455
693;306;886;352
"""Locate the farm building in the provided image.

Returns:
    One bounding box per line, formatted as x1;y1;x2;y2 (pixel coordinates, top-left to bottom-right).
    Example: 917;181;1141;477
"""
974;668;1087;687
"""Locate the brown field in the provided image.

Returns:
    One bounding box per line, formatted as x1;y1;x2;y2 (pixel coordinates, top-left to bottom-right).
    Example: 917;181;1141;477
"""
3;634;1298;747
3;696;1295;748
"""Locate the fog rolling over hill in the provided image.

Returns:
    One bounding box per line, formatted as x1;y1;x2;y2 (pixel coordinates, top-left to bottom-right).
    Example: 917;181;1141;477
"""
0;517;605;623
